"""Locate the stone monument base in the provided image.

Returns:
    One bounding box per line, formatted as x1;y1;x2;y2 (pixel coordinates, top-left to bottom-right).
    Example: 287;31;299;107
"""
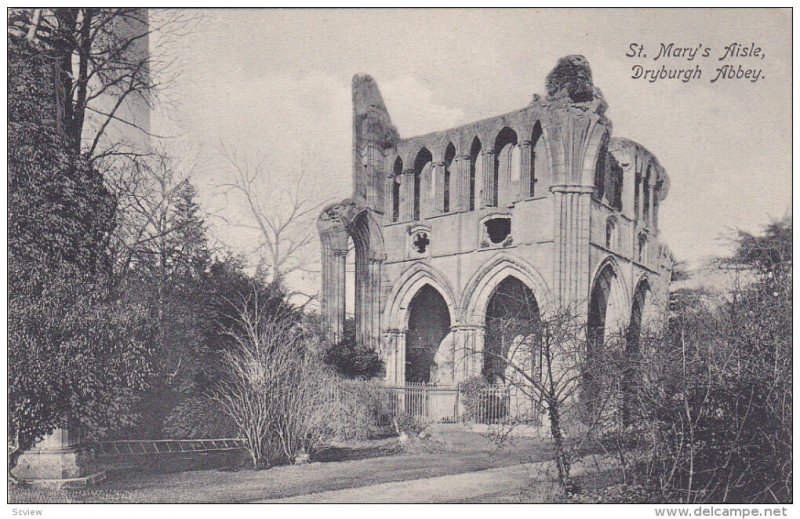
11;428;106;488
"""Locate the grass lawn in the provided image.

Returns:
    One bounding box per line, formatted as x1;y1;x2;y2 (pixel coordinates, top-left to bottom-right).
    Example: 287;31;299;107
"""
9;425;554;503
456;468;625;503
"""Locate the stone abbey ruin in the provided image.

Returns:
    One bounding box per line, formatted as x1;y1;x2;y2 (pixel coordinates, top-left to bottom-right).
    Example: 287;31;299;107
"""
317;55;672;389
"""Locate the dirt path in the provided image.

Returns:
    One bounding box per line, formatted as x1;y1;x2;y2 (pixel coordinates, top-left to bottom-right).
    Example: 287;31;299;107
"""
260;458;597;503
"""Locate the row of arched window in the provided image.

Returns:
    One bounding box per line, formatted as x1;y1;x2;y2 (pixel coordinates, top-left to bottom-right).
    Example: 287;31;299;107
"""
390;124;547;222
605;216;649;264
594;143;661;229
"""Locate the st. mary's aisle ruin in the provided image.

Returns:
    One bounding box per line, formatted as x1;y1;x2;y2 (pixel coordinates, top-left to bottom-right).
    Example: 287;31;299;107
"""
317;55;673;419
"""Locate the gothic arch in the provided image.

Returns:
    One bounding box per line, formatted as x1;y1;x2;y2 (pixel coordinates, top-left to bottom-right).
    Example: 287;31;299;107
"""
317;200;385;349
460;253;553;324
587;256;631;346
384;263;458;330
630;274;662;336
581;126;611;186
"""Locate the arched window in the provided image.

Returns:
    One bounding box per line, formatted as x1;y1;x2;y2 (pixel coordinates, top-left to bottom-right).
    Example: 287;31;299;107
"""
469;137;482;211
413;148;432;221
653;178;663;230
391;157;402;222
530;122;544;197
494;127;518;207
605;217;617;249
593;136;609;201
634;169;642;219
637;233;647;263
643;166;652;226
444;143;455;213
608;154;623;211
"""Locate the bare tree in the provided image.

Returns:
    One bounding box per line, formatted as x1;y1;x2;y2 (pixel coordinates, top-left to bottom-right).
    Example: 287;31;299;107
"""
211;287;332;468
464;282;627;494
107;148;207;287
219;145;327;287
8;8;200;161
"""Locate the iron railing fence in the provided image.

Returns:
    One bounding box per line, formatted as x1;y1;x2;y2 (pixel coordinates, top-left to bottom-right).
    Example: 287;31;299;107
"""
385;383;514;425
386;383;460;424
91;438;246;456
90;384;523;455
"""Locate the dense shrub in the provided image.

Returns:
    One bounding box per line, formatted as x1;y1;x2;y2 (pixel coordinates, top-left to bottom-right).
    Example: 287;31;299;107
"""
620;219;792;503
323;318;384;379
321;378;392;441
163;397;238;439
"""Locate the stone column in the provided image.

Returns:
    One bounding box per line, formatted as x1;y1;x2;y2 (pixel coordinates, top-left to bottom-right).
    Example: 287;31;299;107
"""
481;150;496;207
362;258;383;352
519;140;532;200
552;186;594;311
384;174;395;221
433;162;445;213
452;324;485;383
457;155;471;211
321;246;348;342
400;168;416;221
12;427;105;487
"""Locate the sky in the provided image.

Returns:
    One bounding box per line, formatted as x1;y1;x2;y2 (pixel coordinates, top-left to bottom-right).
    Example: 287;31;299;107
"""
150;8;791;293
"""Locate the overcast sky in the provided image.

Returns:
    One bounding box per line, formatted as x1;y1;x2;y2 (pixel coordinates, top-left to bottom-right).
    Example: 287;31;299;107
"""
151;8;791;292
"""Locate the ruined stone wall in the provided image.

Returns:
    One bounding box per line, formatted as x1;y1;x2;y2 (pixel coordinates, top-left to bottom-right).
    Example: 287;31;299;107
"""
319;56;673;385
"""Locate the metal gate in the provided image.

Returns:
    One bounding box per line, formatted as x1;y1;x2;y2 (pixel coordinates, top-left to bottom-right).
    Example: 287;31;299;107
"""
386;383;460;424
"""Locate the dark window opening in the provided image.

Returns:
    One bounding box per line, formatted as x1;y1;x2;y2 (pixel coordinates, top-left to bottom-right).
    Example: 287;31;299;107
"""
605;219;615;249
593;139;609;201
444;143;455;213
469;138;482;211
638;234;647;262
485;218;511;244
413;148;432;221
530;122;543;197
643;167;652;226
392;157;402;222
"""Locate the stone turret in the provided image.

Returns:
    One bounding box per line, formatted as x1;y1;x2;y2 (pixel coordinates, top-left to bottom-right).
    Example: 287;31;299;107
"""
352;75;398;210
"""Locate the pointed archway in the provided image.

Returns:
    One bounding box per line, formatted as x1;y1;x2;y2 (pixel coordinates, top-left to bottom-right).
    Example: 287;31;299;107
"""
483;276;541;384
405;285;451;383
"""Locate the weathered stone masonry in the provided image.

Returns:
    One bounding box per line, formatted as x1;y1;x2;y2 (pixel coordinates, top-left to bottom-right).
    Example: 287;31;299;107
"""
318;56;673;386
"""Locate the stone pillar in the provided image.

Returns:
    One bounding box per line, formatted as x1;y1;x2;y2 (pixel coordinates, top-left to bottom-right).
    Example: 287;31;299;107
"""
384;173;395;221
481;150;496;207
457;155;471;211
12;427;105;487
383;329;407;385
361;258;383;352
433;162;445;213
400;168;415;221
552;186;594;311
321;246;348;342
519;140;532;200
452;324;485;383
